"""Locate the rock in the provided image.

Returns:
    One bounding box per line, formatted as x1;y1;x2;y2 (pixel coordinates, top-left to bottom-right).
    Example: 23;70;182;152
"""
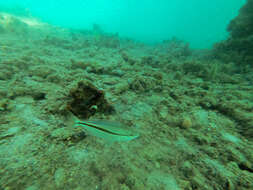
67;81;115;119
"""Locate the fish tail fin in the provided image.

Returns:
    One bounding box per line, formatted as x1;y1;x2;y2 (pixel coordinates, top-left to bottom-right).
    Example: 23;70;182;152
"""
65;111;81;127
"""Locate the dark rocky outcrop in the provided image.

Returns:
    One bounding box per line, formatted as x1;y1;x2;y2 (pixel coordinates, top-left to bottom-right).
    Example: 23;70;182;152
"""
213;0;253;67
67;81;115;119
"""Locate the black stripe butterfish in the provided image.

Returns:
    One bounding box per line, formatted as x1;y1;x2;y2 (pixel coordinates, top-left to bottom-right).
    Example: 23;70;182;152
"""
75;120;139;141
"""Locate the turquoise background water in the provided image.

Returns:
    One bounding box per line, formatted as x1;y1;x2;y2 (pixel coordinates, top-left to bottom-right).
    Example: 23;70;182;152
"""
0;0;246;48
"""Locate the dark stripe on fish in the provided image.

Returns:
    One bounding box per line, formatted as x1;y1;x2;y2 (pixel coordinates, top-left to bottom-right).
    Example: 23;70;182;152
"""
76;121;131;137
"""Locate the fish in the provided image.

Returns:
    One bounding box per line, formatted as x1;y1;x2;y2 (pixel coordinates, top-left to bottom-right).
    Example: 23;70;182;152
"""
75;119;139;142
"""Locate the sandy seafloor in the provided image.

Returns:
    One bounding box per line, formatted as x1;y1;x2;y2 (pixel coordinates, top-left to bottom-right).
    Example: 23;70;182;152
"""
0;13;253;190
